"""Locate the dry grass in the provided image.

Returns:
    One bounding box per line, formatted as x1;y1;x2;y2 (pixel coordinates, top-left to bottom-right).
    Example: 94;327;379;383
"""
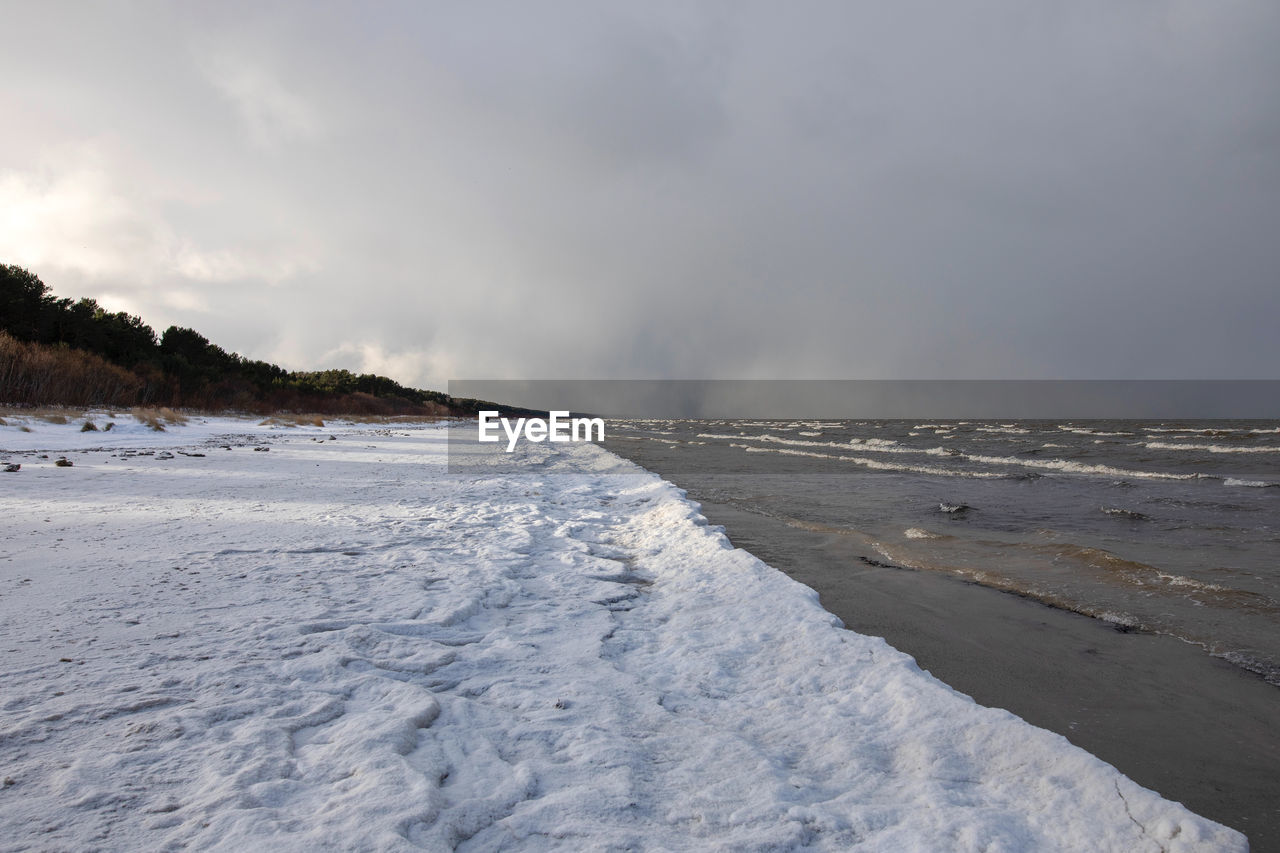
0;405;86;420
80;419;99;432
131;407;188;430
259;414;327;427
336;414;450;424
1;332;143;408
131;407;186;431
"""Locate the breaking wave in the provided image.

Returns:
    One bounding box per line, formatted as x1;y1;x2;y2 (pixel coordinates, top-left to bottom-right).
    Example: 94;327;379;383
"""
700;431;1212;481
1145;441;1280;454
735;445;1005;479
1101;507;1149;520
1224;478;1280;488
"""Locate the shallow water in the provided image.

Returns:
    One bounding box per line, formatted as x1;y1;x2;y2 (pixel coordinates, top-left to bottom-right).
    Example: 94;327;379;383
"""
605;418;1280;684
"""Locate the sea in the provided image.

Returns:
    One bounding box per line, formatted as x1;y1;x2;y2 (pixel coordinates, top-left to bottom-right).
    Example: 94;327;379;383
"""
604;418;1280;686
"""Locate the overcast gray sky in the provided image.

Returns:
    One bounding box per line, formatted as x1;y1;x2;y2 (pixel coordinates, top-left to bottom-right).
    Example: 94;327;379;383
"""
2;1;1277;388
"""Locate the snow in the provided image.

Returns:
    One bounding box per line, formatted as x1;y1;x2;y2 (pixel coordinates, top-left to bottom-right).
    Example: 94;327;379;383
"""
0;415;1246;851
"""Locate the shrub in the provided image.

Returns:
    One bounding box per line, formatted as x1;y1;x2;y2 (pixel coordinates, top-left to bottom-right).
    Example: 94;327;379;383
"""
0;331;144;407
132;408;166;431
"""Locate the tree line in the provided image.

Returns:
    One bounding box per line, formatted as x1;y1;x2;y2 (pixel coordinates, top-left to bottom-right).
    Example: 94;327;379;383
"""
0;264;486;414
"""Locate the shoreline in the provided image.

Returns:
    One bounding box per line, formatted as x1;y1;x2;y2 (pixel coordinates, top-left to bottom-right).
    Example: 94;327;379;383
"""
695;497;1280;851
0;417;1254;849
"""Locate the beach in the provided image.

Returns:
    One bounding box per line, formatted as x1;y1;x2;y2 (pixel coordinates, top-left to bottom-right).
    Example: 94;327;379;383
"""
605;418;1280;850
0;416;1250;850
696;500;1280;850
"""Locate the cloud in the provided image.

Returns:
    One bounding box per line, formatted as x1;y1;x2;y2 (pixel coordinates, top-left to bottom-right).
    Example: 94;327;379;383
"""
313;342;441;388
2;1;1278;387
200;49;323;149
0;140;318;290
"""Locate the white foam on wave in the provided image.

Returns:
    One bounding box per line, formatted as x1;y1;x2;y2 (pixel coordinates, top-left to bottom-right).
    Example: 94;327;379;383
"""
699;433;950;457
704;432;1202;481
1145;441;1280;454
1095;610;1142;630
739;445;1006;478
975;425;1031;435
1155;572;1227;592
853;437;900;448
1146;427;1247;435
959;451;1201;481
1057;426;1132;437
1101;507;1149;520
904;527;941;539
1224;478;1279;488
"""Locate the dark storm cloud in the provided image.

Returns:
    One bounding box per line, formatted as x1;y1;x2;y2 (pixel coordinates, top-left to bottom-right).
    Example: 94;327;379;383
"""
450;380;1280;419
2;1;1277;386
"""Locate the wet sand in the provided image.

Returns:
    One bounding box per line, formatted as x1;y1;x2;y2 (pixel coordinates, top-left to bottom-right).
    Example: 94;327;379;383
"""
693;499;1280;850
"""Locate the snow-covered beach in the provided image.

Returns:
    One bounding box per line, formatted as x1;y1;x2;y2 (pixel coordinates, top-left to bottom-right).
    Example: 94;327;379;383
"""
0;417;1247;851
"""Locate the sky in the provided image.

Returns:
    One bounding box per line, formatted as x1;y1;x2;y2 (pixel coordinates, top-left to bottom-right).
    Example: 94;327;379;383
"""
2;1;1278;389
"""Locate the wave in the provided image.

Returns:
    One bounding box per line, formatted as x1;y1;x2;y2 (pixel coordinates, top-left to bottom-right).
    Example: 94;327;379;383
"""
939;502;971;513
736;445;1006;478
974;425;1031;435
699;433;952;457
1057;426;1132;436
1145;427;1250;436
883;536;1272;609
959;450;1202;481
853;437;901;448
1144;441;1280;454
1101;507;1149;520
825;527;1280;682
1224;478;1280;488
1218;650;1280;686
704;431;1206;482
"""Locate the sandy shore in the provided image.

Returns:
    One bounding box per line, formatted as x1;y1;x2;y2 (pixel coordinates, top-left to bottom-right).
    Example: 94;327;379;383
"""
698;499;1280;851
